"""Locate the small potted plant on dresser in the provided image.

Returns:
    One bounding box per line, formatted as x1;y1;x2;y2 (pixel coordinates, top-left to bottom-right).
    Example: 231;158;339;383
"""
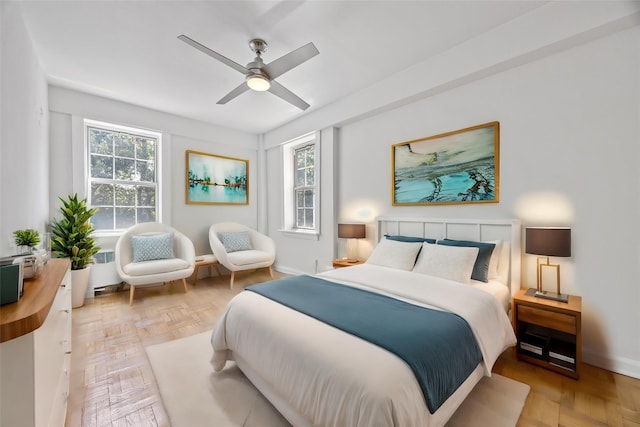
12;228;46;278
13;228;40;255
50;194;100;308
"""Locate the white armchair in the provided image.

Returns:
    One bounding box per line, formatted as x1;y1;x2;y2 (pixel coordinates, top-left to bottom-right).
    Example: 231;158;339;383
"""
115;222;195;304
209;222;276;288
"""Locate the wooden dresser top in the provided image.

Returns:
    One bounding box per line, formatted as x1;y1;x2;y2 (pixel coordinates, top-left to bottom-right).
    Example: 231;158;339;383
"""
0;258;71;343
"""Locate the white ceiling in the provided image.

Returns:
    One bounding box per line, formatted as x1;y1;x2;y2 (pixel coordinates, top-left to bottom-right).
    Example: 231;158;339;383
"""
19;1;544;134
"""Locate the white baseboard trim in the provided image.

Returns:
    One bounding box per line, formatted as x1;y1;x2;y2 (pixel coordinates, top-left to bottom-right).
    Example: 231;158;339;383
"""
583;349;640;379
272;264;307;277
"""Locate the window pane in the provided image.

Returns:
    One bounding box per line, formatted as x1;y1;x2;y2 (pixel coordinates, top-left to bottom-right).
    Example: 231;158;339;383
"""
114;158;136;181
115;207;136;229
296;190;304;207
114;133;135;158
89;129;113;155
137;207;156;223
115;184;135;206
91;182;113;205
295;151;305;169
306;167;314;186
304;189;314;208
136;137;155;161
91;207;114;230
295;168;305;187
304;208;314;228
137;160;155;182
90;155;113;179
296;208;305;227
137;187;156;207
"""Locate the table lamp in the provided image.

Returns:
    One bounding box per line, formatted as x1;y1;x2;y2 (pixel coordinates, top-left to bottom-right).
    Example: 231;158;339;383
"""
525;227;571;302
338;223;366;262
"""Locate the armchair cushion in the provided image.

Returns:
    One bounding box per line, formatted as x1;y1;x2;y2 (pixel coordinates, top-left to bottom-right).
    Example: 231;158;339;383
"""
123;257;191;277
218;231;253;253
227;250;273;266
131;232;175;262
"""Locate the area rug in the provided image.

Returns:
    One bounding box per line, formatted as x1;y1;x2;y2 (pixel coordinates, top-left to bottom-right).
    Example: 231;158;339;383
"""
146;331;530;427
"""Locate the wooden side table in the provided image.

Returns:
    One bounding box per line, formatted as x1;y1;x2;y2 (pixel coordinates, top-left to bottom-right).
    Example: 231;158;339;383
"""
332;259;364;268
512;288;582;379
193;254;223;286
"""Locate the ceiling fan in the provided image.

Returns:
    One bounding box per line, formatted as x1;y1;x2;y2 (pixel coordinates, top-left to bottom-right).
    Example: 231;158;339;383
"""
178;35;319;110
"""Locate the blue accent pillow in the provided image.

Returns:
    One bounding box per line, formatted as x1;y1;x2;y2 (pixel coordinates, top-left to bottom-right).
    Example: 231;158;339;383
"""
384;234;436;244
131;232;175;262
436;239;496;282
218;231;253;253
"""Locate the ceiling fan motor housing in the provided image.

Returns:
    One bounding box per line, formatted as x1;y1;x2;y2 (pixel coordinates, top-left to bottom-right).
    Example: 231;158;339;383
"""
249;39;268;55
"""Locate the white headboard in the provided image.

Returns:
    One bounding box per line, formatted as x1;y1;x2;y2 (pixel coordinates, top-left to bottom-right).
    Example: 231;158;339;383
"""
376;216;521;296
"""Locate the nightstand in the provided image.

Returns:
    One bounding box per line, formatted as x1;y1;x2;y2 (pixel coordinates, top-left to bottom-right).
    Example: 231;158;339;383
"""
512;288;582;379
332;259;364;268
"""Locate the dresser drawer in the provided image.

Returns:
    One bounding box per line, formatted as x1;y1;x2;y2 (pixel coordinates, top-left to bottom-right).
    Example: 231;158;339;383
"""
518;305;576;334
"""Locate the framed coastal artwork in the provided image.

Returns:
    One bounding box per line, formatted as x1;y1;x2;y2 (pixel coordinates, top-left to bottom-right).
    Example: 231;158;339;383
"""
185;150;249;205
392;122;499;205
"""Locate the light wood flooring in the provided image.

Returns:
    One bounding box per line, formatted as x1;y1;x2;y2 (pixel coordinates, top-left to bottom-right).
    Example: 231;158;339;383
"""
66;271;640;426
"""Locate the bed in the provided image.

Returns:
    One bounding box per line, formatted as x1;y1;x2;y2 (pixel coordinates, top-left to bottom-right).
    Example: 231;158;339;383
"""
211;217;521;427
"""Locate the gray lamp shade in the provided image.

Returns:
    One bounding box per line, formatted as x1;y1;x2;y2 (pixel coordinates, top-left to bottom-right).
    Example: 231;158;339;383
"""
525;227;571;257
338;223;366;239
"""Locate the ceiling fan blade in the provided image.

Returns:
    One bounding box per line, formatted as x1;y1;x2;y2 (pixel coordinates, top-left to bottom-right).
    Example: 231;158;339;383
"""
178;34;249;75
268;80;310;110
263;42;319;80
217;82;250;105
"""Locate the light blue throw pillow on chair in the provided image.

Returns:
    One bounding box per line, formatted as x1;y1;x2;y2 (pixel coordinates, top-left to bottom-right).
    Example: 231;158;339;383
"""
131;232;175;262
218;231;253;253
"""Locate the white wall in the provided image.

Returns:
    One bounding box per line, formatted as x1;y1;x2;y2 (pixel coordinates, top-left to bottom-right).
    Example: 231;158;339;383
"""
0;2;50;258
48;87;259;257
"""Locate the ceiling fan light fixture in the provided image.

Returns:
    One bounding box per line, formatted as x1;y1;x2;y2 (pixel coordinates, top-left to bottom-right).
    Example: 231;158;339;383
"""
246;74;271;92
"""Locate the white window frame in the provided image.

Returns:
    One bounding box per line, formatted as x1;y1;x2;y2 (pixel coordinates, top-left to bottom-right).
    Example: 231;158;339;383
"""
281;131;320;239
84;119;162;235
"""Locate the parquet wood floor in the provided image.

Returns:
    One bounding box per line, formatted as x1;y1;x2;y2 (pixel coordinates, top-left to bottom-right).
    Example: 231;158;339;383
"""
66;272;640;426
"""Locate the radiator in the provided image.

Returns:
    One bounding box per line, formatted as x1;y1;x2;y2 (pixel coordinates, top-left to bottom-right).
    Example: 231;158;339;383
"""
89;251;122;295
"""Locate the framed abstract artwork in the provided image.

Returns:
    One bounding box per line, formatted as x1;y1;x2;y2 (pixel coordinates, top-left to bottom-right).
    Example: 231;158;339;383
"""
392;122;499;205
185;150;249;205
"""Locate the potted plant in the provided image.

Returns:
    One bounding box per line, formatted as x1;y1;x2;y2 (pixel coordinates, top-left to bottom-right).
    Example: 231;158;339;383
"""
13;229;40;255
50;194;100;308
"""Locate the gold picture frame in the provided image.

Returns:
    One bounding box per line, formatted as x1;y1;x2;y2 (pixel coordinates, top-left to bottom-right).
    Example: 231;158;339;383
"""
391;121;499;205
185;150;249;205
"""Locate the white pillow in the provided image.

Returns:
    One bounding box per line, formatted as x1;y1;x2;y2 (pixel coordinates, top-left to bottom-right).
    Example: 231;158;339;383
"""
412;242;479;284
487;239;503;280
365;238;422;271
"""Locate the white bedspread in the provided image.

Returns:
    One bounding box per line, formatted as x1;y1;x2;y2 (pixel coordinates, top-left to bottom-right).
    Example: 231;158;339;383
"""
211;264;516;427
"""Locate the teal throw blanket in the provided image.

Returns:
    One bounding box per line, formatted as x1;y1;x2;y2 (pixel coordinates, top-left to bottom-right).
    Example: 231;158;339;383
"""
246;275;482;413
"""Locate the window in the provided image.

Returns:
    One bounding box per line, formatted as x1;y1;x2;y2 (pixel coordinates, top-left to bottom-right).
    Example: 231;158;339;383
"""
282;132;319;236
85;120;161;232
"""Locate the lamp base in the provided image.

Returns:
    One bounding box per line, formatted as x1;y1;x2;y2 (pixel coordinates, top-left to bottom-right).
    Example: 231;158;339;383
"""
525;287;569;303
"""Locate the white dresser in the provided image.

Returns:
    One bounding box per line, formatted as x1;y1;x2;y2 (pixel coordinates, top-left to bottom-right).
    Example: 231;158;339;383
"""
0;259;72;427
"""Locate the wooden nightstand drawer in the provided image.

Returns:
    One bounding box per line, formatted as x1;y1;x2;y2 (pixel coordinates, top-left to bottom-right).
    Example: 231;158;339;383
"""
518;305;577;335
